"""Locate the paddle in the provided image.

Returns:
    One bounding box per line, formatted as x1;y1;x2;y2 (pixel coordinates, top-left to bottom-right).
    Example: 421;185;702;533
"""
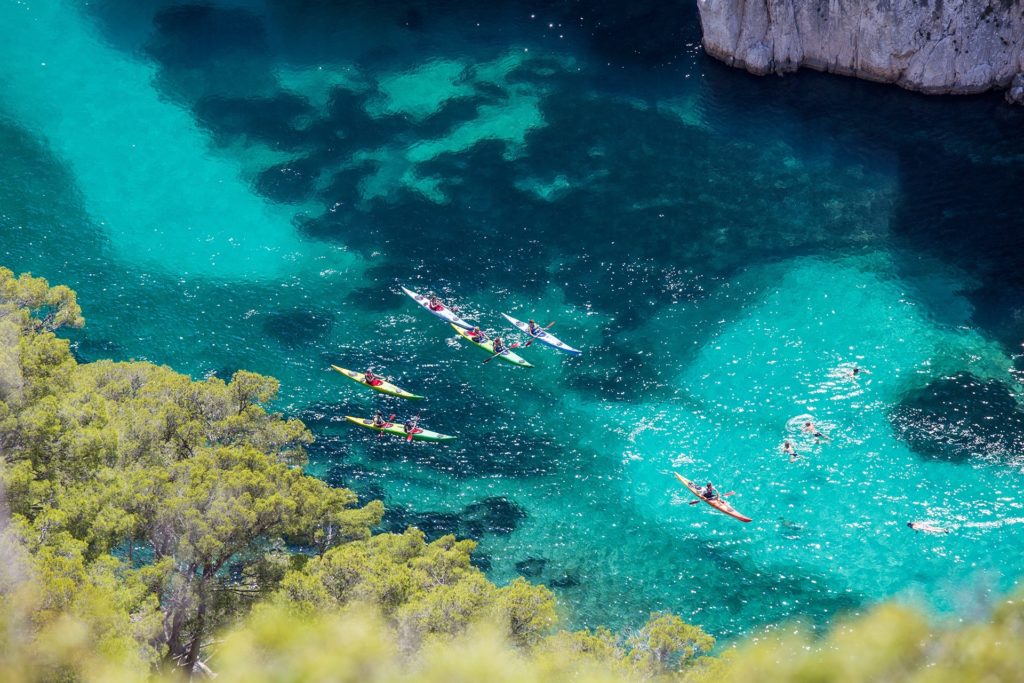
523;321;556;348
688;492;735;505
482;342;520;364
405;414;421;442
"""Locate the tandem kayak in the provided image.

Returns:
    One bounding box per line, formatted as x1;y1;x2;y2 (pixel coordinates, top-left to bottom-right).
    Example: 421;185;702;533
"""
345;416;456;442
450;324;533;368
674;473;752;523
502;313;581;356
331;365;423;400
401;286;475;330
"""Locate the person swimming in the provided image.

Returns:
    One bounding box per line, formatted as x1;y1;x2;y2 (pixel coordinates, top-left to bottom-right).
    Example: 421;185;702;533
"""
802;421;827;441
782;441;800;462
907;521;949;534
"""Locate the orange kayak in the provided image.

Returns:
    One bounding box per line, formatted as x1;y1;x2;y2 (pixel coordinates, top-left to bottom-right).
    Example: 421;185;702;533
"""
675;472;752;523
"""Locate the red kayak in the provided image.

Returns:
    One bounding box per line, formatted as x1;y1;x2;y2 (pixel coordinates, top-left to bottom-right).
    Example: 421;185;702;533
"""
675;473;752;523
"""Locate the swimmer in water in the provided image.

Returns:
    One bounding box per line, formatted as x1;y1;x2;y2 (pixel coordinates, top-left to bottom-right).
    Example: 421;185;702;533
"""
782;441;800;462
907;521;950;534
802;421;828;441
851;365;871;377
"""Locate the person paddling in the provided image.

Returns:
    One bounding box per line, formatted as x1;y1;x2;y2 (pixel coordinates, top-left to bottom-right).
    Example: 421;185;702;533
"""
469;326;488;343
492;336;507;356
372;410;389;428
700;482;718;501
428;294;445;312
364;368;383;386
527;319;543;337
403;416;421;436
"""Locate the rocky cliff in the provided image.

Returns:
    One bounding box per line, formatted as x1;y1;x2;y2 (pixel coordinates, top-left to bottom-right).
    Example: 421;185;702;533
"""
697;0;1024;101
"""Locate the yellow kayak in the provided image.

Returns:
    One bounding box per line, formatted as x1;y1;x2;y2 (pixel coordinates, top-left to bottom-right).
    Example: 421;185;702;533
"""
345;416;455;442
450;325;533;367
331;365;423;400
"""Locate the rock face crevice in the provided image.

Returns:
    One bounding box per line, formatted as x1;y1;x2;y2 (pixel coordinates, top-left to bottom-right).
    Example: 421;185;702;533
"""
697;0;1024;98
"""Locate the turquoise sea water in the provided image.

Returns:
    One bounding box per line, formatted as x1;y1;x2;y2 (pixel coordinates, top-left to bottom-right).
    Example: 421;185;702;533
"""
3;0;1024;638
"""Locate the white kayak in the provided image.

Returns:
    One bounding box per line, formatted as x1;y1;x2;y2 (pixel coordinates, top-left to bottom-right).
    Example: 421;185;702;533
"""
502;313;581;356
402;286;475;330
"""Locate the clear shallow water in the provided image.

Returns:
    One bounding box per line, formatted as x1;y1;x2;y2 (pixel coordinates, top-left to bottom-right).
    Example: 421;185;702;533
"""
3;0;1024;638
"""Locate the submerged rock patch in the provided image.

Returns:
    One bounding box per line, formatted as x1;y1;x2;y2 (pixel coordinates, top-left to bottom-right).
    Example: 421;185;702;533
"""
889;372;1024;463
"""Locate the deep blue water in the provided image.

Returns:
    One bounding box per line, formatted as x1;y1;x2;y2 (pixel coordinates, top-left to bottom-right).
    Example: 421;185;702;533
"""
2;0;1024;639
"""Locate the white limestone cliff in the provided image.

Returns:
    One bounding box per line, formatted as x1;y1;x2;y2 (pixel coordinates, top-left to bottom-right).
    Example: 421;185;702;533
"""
697;0;1024;99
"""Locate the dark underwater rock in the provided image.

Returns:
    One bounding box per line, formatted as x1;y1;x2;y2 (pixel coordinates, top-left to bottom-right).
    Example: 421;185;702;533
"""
548;572;580;589
470;553;492;573
889;372;1024;463
262;309;334;348
462;496;527;536
515;557;547;577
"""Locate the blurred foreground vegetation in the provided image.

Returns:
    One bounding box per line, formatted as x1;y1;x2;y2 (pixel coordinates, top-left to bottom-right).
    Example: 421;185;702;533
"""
2;266;1024;682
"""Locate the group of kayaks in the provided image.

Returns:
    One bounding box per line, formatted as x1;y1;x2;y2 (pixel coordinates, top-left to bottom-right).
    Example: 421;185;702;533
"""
333;287;754;522
332;285;583;443
402;286;582;361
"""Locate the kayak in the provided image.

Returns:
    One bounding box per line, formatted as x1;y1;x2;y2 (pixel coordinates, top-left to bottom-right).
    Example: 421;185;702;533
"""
401;286;475;330
502;313;582;356
331;365;423;400
450;324;533;368
345;415;456;442
674;473;752;523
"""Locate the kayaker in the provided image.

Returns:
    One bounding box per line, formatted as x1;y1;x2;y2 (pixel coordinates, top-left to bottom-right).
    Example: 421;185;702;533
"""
403;416;421;435
372;410;388;428
782;441;800;462
469;326;488;343
364;368;383;386
700;482;718;500
802;421;827;441
428;295;444;312
527;319;542;337
492;336;507;355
